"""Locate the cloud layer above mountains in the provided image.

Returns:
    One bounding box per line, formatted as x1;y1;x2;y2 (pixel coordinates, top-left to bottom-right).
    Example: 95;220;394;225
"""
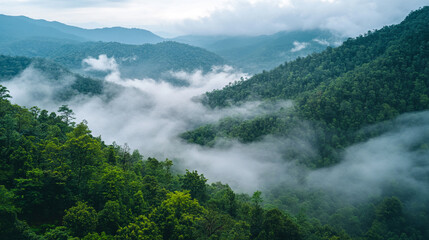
1;0;427;37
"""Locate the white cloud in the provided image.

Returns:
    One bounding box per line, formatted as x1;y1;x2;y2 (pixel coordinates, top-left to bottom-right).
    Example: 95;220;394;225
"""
313;38;330;46
290;41;309;52
177;0;428;36
83;54;118;72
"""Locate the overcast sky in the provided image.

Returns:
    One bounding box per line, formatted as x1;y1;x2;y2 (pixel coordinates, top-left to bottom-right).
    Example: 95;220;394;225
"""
1;0;427;37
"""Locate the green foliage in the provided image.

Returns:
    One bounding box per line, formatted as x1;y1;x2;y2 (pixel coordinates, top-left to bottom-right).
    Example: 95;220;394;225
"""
151;191;206;240
63;201;98;237
181;170;208;203
97;200;127;235
116;215;162;240
43;226;75;240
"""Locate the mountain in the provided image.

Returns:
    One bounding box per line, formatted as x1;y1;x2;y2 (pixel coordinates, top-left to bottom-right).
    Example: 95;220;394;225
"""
0;55;105;101
0;15;84;43
182;6;429;167
173;30;342;73
0;14;163;44
0;14;226;83
0;40;226;84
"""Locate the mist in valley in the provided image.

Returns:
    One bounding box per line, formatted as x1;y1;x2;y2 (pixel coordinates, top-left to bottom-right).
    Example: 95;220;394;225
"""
3;55;429;207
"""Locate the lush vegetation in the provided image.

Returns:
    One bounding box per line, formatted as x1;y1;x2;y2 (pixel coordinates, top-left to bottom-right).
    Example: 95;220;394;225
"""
182;6;429;167
0;85;361;240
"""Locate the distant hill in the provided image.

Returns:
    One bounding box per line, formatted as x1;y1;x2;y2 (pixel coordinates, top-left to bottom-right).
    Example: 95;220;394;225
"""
182;7;429;167
0;14;163;44
0;55;105;101
0;40;226;84
0;14;226;83
173;30;343;73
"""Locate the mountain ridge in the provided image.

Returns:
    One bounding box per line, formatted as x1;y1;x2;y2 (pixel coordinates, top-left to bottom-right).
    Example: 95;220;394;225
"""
0;14;164;44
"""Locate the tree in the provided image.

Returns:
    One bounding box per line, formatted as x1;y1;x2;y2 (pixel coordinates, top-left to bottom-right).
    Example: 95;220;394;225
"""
97;200;128;235
0;85;11;100
43;226;74;240
181;170;208;203
63;201;98;237
151;191;206;240
261;209;301;240
58;105;75;125
116;215;162;240
62;122;102;193
250;191;264;239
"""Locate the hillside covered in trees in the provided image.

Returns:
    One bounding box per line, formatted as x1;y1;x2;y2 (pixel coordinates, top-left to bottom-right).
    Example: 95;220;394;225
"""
0;55;105;101
0;40;226;84
0;85;366;240
182;6;429;167
174;29;341;74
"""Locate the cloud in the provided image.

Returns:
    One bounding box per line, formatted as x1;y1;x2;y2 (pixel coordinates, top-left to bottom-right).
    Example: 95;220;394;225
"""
177;0;428;36
5;55;429;203
308;111;429;202
2;66;75;108
83;54;118;72
313;38;330;46
290;41;309;52
1;0;427;36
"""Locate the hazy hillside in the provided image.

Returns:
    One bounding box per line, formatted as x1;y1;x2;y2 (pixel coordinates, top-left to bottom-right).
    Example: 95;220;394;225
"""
182;6;429;167
0;40;226;83
0;55;104;101
0;14;163;44
174;29;342;73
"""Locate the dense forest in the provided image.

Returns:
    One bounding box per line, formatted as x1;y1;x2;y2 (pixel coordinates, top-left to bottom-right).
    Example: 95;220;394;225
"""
0;85;359;239
2;82;427;239
183;6;429;167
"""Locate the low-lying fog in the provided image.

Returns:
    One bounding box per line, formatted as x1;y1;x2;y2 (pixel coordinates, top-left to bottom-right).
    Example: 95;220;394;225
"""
4;55;428;204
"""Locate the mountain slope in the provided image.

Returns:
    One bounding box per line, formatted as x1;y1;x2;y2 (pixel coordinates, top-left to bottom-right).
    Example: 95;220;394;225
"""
0;14;84;43
183;6;429;167
0;55;104;100
0;40;226;82
174;30;342;73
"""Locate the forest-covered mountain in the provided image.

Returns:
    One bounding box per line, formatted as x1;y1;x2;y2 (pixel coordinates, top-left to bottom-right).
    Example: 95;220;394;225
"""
173;30;342;73
0;85;364;240
0;55;105;101
0;40;226;83
0;15;227;83
0;14;163;44
0;39;226;82
1;14;338;78
182;6;429;167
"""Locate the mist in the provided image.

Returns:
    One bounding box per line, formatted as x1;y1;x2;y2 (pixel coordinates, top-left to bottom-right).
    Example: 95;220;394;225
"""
4;55;429;203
